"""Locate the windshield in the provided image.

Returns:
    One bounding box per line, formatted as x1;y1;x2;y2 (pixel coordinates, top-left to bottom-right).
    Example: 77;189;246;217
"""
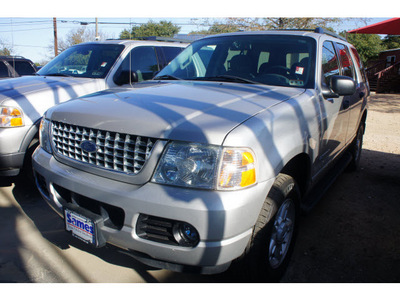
156;34;316;88
38;43;125;79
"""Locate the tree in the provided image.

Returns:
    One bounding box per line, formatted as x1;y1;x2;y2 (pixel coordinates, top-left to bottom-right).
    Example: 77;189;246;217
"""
346;33;383;64
47;26;113;59
381;35;400;50
119;20;180;39
265;17;340;30
57;27;112;53
190;17;342;34
0;47;12;56
0;38;13;56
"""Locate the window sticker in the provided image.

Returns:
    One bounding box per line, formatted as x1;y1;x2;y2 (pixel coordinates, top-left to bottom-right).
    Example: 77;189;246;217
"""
101;62;107;67
295;66;304;75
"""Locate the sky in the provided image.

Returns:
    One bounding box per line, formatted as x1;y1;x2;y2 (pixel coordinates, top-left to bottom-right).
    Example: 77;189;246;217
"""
0;17;209;63
0;0;396;63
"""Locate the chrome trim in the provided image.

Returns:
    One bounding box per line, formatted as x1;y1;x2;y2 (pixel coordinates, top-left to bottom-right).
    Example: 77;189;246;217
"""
51;121;158;175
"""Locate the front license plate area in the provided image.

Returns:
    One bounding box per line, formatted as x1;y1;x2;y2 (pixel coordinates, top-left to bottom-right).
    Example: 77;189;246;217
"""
65;209;95;245
63;203;106;247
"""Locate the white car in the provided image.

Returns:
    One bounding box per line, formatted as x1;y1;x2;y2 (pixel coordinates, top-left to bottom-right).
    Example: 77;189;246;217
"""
0;40;187;176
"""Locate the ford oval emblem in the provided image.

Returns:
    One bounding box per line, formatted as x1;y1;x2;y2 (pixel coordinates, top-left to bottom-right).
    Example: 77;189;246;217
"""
80;140;97;153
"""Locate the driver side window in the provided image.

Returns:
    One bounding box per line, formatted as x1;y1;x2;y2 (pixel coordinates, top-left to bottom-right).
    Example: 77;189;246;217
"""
321;41;340;86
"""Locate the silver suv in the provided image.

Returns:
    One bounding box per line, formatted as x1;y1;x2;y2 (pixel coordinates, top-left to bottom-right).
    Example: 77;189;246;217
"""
0;40;186;176
32;29;369;281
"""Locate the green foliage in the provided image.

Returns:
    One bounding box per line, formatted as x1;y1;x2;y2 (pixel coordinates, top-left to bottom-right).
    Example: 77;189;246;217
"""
346;33;383;63
0;38;12;56
0;47;11;56
381;35;400;50
120;20;180;39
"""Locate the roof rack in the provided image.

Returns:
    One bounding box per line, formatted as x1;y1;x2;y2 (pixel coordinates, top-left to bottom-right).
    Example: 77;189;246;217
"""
107;36;191;43
262;27;347;41
138;36;191;43
314;27;347;41
0;55;26;59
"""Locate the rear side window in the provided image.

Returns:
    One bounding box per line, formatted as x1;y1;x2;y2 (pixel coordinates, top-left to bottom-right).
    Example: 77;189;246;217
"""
9;61;36;75
0;61;10;77
337;43;355;80
351;47;367;83
162;47;184;64
322;41;340;85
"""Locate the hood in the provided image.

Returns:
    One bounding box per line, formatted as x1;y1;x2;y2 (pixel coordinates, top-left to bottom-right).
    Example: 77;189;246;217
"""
47;81;305;145
0;76;105;123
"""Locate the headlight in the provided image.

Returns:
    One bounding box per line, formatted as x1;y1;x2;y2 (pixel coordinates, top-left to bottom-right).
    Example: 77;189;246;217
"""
152;142;221;189
0;106;25;127
39;118;52;154
152;142;256;190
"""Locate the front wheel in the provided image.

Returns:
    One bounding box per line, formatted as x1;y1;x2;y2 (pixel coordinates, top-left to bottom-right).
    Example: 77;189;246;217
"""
233;173;300;282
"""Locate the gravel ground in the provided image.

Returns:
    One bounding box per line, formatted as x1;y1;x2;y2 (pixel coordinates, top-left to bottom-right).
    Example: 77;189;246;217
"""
281;92;400;282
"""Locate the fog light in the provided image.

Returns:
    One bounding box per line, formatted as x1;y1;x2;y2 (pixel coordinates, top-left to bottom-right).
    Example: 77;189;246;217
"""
173;222;199;247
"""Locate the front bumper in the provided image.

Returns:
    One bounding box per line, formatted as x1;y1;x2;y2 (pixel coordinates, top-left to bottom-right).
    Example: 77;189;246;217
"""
0;152;25;176
32;147;274;274
0;126;29;176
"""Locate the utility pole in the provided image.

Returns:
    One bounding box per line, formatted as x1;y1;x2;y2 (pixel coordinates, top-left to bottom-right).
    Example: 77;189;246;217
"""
95;18;99;41
53;17;58;56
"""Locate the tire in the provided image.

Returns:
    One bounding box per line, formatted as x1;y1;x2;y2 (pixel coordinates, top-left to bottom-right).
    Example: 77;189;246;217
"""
348;123;364;171
233;173;300;282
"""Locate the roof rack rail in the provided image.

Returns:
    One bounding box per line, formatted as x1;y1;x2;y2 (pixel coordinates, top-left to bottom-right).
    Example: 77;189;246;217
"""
107;36;190;43
314;27;347;41
139;36;191;43
261;28;347;41
0;55;26;59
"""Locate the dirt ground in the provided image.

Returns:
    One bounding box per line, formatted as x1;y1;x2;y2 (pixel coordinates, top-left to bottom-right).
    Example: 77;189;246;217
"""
281;92;400;282
0;92;399;284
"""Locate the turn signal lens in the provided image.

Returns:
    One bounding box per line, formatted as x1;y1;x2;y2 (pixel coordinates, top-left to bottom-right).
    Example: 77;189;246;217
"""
0;106;24;127
218;148;256;190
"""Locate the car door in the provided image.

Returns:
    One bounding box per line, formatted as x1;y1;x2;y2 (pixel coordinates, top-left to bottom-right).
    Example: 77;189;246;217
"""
314;40;350;175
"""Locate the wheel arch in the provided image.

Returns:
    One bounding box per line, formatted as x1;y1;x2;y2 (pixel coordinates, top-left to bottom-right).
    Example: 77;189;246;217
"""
279;153;311;198
19;118;41;154
360;109;367;134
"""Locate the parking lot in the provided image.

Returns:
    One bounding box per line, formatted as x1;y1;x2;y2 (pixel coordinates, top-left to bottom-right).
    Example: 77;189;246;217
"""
0;93;399;283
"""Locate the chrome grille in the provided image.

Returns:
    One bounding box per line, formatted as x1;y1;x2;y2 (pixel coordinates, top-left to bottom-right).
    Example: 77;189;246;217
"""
51;121;157;174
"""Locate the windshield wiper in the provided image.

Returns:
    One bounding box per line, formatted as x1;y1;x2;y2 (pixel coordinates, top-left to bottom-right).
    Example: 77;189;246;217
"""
42;73;73;77
198;75;259;84
153;74;182;80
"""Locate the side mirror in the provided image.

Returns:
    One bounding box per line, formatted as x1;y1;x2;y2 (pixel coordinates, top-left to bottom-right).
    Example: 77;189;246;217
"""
322;75;356;99
113;70;139;86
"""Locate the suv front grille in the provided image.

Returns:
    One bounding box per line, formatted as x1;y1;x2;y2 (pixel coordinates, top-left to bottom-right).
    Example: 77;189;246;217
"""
51;121;157;175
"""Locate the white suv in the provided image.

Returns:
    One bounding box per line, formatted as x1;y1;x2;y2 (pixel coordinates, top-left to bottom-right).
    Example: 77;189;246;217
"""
0;40;187;176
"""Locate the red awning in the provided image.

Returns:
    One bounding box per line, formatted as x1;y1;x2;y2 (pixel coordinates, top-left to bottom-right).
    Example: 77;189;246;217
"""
348;18;400;35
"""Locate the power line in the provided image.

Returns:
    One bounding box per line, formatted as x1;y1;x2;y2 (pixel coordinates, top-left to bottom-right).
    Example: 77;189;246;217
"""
0;19;52;26
0;27;53;33
12;44;48;48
